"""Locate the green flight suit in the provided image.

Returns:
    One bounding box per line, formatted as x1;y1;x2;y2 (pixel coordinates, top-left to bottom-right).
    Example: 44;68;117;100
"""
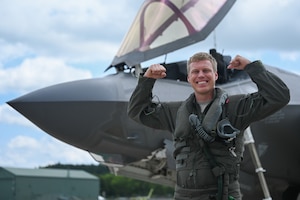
127;61;290;200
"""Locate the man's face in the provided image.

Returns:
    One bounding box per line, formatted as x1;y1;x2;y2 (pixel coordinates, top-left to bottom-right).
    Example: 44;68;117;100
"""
187;60;218;96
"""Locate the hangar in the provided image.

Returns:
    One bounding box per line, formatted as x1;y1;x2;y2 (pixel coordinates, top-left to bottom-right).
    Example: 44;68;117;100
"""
0;167;99;200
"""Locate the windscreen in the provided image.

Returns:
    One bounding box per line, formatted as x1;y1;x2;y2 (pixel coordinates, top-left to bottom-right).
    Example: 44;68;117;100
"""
110;0;235;68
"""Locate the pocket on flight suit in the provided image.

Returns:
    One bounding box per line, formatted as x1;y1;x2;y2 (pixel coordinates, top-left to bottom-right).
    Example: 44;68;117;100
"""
176;168;218;189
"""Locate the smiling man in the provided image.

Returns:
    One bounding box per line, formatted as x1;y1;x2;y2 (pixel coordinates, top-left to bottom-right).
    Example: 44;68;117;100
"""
128;52;290;200
187;56;218;102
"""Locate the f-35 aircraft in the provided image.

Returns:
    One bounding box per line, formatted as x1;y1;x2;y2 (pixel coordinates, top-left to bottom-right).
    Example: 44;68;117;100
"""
8;0;300;199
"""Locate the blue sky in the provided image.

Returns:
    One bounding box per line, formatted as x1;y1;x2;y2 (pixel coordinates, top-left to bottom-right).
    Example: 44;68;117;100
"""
1;0;300;168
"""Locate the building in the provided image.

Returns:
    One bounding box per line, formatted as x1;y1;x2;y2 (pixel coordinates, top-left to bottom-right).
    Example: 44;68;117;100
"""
0;167;99;200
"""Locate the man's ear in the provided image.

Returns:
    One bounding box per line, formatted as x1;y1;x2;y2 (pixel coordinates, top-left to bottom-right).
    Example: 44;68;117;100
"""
187;74;191;84
215;71;218;80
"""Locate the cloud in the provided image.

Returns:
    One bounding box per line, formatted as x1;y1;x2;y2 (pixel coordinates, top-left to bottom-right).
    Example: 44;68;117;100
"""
1;135;97;168
0;56;92;94
0;0;140;64
0;39;33;66
205;0;300;52
279;51;300;62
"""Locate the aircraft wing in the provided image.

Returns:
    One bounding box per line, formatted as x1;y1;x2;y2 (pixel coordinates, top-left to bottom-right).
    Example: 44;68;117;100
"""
108;0;236;69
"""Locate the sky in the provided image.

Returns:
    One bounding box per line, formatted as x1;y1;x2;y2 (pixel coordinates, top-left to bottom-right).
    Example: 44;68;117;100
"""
1;0;300;169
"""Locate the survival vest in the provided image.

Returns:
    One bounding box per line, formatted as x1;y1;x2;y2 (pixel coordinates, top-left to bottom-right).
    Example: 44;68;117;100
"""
173;88;241;200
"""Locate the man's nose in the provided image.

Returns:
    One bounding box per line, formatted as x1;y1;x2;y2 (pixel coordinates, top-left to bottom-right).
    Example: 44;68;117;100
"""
197;71;205;77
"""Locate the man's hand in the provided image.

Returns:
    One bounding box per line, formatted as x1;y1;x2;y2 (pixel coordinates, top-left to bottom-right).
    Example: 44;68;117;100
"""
227;55;251;70
144;64;167;79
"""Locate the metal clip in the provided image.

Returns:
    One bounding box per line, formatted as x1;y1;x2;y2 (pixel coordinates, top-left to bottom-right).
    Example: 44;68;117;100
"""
229;146;237;157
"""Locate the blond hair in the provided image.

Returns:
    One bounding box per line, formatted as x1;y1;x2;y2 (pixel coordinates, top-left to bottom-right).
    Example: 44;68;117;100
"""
187;52;217;73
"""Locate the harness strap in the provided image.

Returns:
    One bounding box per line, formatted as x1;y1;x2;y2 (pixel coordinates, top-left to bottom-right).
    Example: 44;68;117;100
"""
198;140;225;200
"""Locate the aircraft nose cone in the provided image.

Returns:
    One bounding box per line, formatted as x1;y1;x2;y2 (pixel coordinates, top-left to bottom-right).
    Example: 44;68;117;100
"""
7;74;134;153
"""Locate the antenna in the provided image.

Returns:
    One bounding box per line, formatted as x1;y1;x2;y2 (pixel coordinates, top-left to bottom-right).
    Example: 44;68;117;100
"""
213;29;217;49
163;54;168;64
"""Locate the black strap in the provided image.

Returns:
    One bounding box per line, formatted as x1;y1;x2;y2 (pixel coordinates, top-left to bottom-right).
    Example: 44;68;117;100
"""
199;139;224;200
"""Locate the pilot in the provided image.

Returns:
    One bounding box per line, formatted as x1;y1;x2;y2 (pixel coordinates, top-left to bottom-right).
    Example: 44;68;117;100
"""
127;52;290;200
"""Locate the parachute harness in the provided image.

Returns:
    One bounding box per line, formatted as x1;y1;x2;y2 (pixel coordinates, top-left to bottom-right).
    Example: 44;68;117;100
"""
188;88;239;200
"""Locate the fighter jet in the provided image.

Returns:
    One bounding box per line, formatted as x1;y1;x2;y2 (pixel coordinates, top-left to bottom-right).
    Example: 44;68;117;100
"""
7;0;300;199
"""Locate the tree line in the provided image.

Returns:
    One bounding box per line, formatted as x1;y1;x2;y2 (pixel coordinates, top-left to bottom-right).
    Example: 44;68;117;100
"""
44;163;174;198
